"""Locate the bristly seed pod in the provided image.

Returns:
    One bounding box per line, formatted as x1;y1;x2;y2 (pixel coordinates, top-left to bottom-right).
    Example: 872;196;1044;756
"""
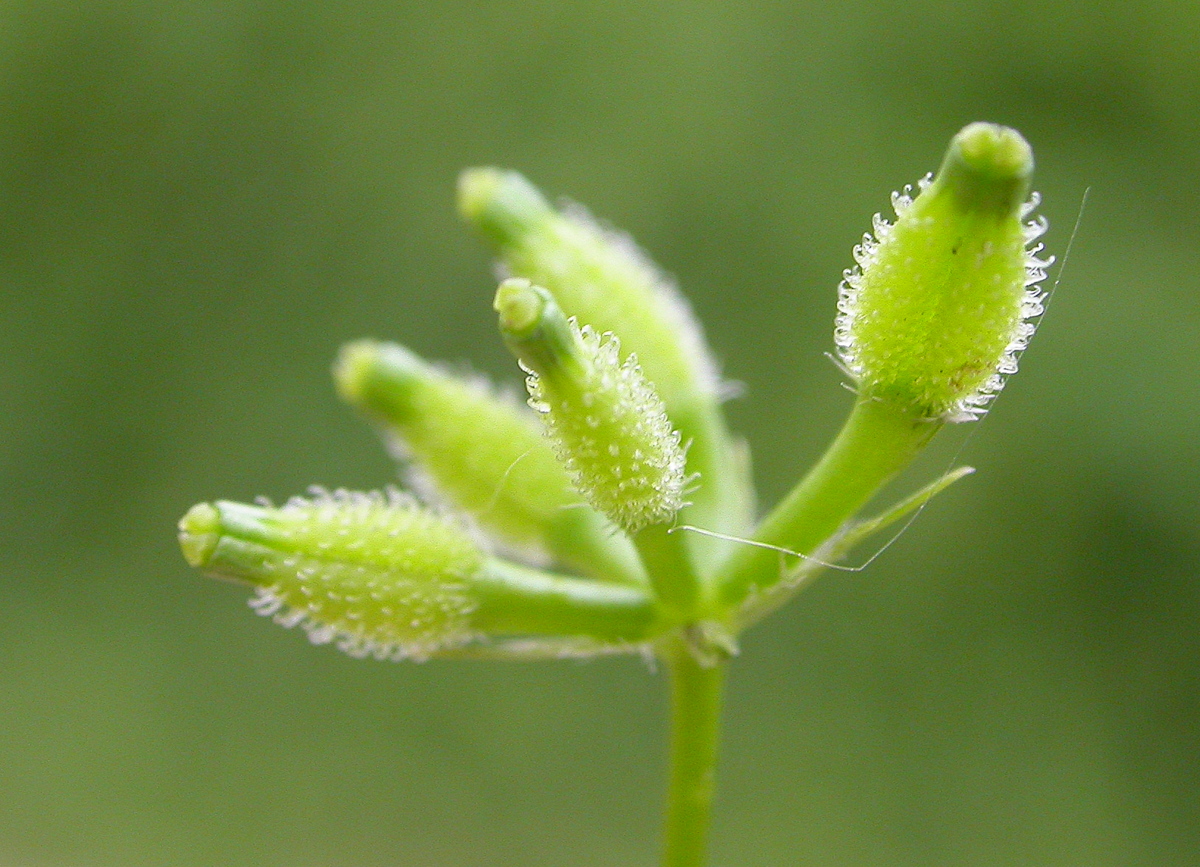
179;489;484;661
834;122;1053;422
333;339;646;585
457;167;720;407
458;167;757;555
494;278;688;534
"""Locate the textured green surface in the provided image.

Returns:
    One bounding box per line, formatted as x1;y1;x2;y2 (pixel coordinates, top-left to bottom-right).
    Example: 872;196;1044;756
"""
468;169;754;553
839;131;1034;419
498;281;687;534
3;1;1199;865
182;493;484;659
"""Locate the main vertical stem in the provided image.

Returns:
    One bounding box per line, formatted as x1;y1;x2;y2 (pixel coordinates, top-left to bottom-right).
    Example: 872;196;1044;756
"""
662;644;727;867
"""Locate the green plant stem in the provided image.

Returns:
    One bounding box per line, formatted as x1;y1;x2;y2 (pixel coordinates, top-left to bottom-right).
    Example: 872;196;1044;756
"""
733;464;975;629
635;522;700;619
715;396;942;612
474;558;660;641
662;643;727;867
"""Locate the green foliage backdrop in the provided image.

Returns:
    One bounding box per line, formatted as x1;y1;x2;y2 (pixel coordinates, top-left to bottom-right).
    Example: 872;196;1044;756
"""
2;1;1198;864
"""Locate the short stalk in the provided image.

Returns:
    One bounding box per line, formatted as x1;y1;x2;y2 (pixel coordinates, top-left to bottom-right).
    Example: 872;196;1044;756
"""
662;642;727;867
472;558;659;642
635;522;700;619
716;396;941;611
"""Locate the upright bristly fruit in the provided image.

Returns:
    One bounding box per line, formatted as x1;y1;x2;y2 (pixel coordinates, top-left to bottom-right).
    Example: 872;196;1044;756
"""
458;169;754;560
717;122;1052;615
835;122;1052;422
494;278;687;535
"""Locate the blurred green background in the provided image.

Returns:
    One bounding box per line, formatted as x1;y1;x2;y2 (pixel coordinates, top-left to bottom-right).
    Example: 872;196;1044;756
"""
3;1;1198;865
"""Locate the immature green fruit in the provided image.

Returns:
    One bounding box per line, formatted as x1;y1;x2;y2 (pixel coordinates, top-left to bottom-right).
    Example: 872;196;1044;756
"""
835;122;1052;421
335;340;567;544
495;278;687;534
179;490;484;660
459;168;755;557
334;340;645;584
458;168;720;408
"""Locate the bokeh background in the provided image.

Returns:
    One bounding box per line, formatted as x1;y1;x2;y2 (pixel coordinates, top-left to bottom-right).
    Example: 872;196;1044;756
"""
3;1;1198;865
